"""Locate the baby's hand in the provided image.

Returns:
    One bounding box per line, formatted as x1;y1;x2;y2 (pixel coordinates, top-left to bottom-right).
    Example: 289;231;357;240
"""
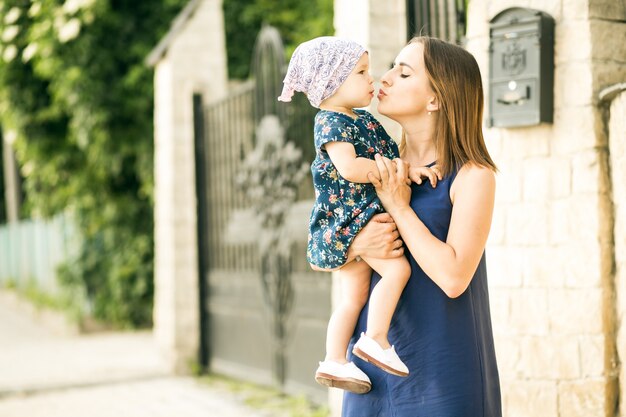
391;159;413;186
409;164;442;187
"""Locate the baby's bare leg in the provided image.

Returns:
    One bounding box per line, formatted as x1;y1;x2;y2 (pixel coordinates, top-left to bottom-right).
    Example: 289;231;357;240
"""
361;256;411;349
325;259;372;363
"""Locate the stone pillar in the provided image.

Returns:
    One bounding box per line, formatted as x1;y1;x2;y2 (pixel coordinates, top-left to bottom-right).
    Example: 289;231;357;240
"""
334;0;406;139
151;0;228;373
605;87;626;417
330;1;406;415
2;129;20;223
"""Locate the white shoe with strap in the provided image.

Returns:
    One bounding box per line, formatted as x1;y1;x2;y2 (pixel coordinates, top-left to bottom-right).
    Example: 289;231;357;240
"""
352;333;409;377
315;360;372;394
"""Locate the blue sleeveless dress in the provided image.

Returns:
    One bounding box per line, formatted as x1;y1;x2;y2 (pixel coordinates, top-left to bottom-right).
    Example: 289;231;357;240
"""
342;166;502;417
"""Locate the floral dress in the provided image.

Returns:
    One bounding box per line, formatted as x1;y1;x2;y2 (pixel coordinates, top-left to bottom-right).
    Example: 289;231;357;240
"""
307;109;400;269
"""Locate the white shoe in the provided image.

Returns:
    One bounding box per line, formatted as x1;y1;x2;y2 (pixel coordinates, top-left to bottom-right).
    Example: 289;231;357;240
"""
352;333;409;377
315;360;372;394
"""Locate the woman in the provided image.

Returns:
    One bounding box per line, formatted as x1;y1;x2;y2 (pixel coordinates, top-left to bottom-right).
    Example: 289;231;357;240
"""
341;37;502;416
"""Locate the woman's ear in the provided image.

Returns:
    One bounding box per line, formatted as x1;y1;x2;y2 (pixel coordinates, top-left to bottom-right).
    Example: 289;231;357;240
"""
426;96;439;113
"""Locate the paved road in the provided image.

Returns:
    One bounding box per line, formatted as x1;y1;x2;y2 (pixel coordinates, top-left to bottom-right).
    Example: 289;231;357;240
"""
0;291;267;417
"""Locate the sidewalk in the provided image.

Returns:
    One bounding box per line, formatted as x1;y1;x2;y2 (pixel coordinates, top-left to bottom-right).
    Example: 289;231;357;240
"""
0;291;267;417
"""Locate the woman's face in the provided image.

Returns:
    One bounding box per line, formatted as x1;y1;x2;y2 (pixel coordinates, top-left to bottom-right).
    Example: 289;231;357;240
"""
377;42;436;121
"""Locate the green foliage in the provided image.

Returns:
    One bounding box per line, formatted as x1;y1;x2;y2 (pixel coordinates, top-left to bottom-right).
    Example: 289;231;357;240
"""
21;278;78;316
0;129;5;223
0;0;186;327
223;0;334;79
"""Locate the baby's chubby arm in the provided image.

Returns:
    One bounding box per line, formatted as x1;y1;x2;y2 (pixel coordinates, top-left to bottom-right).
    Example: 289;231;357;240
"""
325;141;412;185
325;139;440;187
324;141;380;183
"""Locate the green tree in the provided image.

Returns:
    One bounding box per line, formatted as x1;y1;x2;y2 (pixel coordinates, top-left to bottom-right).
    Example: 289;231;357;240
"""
0;0;187;326
223;0;334;79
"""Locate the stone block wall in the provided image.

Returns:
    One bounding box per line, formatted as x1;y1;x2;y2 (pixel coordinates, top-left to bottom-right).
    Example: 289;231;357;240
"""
466;0;625;416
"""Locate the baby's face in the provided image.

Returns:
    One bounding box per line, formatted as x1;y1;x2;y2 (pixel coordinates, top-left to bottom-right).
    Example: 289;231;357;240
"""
330;53;375;109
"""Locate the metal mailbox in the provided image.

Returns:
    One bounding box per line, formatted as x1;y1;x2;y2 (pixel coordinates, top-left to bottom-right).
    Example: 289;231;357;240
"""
488;8;554;128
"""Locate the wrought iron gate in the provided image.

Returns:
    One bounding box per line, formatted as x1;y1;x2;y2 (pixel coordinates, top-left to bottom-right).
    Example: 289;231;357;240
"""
194;26;329;400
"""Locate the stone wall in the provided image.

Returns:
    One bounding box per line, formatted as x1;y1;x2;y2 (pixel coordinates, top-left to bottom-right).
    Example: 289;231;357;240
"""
152;0;228;373
466;0;625;416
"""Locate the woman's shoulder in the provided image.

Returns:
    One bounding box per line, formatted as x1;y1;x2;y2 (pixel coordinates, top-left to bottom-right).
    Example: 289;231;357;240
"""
457;162;495;179
451;162;496;196
456;162;496;182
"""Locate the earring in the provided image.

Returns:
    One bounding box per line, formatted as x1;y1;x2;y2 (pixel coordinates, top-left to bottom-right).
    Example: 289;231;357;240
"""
428;111;432;115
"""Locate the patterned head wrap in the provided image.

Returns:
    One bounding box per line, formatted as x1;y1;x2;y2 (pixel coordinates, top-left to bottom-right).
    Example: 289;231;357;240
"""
277;36;366;108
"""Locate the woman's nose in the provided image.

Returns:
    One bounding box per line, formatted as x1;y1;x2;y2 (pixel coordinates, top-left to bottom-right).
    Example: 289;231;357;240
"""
380;71;392;86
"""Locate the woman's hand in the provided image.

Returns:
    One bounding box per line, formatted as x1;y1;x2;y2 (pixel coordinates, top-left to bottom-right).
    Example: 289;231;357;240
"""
348;213;405;260
368;154;412;216
309;213;404;271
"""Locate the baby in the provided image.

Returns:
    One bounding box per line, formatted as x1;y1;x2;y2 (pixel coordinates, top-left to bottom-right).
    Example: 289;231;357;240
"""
278;37;437;393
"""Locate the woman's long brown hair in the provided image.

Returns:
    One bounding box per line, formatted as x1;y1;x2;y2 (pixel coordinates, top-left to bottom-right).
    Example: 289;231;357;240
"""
399;37;497;176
